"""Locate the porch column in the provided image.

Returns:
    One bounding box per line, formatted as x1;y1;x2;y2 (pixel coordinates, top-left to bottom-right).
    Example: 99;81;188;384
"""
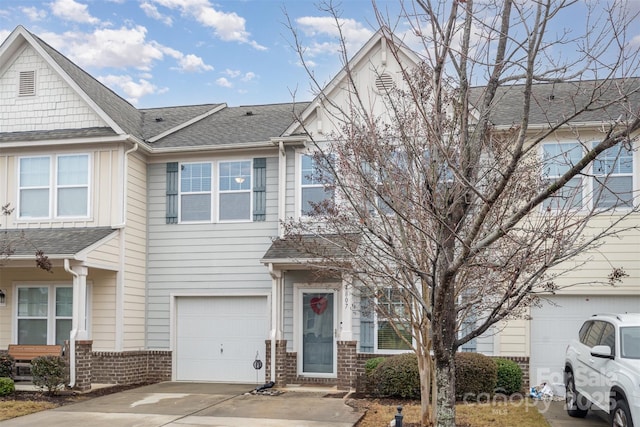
340;275;353;340
269;265;284;383
71;265;89;340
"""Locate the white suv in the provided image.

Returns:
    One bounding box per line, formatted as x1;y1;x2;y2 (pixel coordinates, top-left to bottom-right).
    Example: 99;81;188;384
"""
564;313;640;427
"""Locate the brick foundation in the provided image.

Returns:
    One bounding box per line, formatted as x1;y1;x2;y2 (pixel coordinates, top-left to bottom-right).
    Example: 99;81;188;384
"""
74;340;93;391
91;350;172;385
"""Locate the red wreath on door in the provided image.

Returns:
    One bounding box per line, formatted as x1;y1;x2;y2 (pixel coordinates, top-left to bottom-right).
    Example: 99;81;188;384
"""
310;296;328;314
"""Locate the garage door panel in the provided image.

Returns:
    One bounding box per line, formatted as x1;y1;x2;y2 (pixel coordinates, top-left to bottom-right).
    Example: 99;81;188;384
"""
530;295;640;387
176;296;268;383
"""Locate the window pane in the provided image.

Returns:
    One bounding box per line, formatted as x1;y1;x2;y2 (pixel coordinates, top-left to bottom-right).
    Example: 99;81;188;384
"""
594;176;633;208
302;187;334;216
543;143;582;177
219;192;250;221
55;319;72;346
57;187;88;216
18;319;47;344
20;188;49;217
58;155;88;185
18;287;48;317
20;157;50;187
181;194;211;221
219;161;251;191
543;177;583;210
181;163;211;192
56;287;73;317
378;321;412;350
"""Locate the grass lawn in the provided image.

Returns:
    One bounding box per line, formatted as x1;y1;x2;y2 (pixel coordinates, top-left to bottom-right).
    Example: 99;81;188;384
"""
355;399;550;427
0;401;58;421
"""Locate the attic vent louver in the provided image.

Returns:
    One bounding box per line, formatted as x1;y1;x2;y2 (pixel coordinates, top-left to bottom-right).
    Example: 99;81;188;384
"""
374;73;394;92
19;70;36;96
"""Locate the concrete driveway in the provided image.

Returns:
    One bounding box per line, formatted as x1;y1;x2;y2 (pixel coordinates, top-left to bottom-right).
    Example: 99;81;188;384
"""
2;382;364;427
537;400;608;427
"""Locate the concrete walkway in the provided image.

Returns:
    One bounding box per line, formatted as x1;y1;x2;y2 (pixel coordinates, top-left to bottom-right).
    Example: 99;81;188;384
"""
537;400;608;427
2;382;364;427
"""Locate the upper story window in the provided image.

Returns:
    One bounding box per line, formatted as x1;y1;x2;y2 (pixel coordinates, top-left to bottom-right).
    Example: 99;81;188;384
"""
592;144;633;208
542;142;635;210
300;153;334;217
178;160;255;223
219;160;252;221
18;154;89;219
180;162;212;222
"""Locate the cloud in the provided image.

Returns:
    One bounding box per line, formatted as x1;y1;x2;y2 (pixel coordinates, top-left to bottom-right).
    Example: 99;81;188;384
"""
149;0;267;50
97;74;166;105
223;69;241;78
241;72;256;82
177;54;213;72
140;1;173;26
295;16;373;55
215;77;233;88
49;0;100;24
21;6;47;21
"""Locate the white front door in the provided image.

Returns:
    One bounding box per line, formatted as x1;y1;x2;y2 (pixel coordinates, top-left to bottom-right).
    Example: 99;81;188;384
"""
299;290;336;376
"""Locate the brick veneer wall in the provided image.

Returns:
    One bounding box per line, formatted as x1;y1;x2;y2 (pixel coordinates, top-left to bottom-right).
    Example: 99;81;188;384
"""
75;341;93;391
92;350;172;385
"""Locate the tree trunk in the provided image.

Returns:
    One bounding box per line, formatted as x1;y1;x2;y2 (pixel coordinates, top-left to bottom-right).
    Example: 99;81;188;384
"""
435;353;456;427
418;352;435;426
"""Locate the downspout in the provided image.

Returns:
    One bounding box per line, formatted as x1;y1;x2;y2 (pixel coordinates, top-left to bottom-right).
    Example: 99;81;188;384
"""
278;140;286;238
114;142;138;352
64;259;79;388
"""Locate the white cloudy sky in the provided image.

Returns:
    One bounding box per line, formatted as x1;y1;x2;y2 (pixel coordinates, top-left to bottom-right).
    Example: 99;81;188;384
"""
0;0;637;108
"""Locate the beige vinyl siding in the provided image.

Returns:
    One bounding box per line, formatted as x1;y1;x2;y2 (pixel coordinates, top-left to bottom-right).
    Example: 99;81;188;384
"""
145;156;279;349
495;319;530;356
84;235;120;268
0;44;106;132
122;153;147;350
0;145;125;228
90;270;117;351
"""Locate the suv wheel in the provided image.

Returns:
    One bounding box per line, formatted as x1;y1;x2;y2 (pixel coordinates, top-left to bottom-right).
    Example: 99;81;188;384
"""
611;399;634;427
565;371;588;418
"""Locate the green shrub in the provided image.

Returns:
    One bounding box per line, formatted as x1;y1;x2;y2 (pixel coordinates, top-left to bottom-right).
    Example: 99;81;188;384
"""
455;352;497;401
370;353;420;399
364;357;386;375
0;377;14;396
494;358;523;395
0;354;14;378
31;355;67;396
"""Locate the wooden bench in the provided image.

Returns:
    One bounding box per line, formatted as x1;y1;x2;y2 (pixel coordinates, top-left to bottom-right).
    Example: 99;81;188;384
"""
8;344;63;380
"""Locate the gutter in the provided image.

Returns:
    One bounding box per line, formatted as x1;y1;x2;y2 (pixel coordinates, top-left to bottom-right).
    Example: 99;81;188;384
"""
64;259;78;389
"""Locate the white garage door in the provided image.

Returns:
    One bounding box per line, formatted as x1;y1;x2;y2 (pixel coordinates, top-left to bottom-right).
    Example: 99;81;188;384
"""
530;295;640;387
175;296;268;383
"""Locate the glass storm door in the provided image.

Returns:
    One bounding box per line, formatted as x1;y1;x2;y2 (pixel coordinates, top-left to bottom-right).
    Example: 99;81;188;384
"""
301;291;335;375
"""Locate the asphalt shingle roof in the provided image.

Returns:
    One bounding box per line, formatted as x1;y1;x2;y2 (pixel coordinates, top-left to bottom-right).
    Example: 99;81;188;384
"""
149;102;310;148
262;234;359;262
469;78;640;127
0;127;117;143
140;104;224;140
1;227;116;257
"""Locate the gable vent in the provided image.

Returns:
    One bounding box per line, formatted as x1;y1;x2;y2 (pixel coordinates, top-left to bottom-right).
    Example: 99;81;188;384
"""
19;70;36;96
374;73;394;92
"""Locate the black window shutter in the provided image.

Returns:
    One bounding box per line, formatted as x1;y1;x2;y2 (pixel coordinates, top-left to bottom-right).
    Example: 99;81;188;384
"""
166;162;179;224
253;158;266;221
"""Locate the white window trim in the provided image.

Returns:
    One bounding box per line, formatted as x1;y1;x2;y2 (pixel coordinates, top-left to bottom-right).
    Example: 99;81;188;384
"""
178;161;213;224
296;151;335;219
217;159;253;223
17;154;91;220
373;291;414;355
540;140;637;212
12;282;92;345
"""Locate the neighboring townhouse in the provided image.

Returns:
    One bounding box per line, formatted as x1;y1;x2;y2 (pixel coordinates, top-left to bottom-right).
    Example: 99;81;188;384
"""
0;24;638;392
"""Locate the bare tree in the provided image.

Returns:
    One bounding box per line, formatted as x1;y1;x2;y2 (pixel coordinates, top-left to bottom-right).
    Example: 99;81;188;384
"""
284;0;640;425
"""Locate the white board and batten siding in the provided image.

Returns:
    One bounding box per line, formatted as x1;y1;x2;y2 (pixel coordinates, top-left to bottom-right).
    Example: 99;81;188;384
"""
174;295;269;383
530;295;640;387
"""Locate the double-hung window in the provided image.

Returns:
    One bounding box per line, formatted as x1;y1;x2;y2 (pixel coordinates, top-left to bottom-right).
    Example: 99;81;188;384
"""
19;154;89;219
542;142;583;210
360;289;412;353
180;162;212;222
300;153;334;216
592;144;633;208
219;160;252;221
17;285;72;346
